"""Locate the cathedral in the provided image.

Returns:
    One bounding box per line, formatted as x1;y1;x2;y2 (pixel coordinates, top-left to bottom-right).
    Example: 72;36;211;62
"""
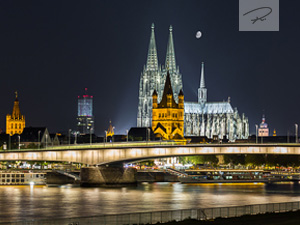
184;63;249;141
137;24;249;141
137;24;183;128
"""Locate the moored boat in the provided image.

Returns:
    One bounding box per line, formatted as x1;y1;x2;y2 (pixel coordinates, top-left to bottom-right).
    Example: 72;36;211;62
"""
179;169;270;183
0;171;46;185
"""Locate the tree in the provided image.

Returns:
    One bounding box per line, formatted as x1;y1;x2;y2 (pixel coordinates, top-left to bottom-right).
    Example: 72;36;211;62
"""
26;143;38;149
245;154;265;166
224;155;245;165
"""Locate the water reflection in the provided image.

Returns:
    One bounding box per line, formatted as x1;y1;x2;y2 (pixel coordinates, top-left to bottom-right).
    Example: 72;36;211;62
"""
1;182;300;222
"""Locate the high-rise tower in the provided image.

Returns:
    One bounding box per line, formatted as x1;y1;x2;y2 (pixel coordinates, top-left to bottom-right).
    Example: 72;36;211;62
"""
137;24;183;127
6;91;25;136
77;88;94;134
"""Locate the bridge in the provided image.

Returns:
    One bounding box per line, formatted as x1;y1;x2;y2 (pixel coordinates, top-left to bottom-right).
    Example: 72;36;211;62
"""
1;142;300;165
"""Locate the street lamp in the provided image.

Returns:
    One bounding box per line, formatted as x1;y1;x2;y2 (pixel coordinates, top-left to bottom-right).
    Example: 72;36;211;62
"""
45;134;48;149
255;124;258;144
68;129;71;146
126;130;128;142
105;130;107;143
74;132;77;144
18;135;20;150
295;124;298;143
90;128;93;146
38;130;41;149
8;135;11;150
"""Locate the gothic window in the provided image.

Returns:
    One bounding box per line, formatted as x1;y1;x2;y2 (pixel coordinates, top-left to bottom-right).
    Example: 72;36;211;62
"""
19;124;21;129
11;124;13;129
15;124;17;129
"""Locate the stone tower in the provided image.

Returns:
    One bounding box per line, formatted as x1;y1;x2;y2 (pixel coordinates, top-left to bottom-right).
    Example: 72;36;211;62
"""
6;91;25;136
152;72;184;140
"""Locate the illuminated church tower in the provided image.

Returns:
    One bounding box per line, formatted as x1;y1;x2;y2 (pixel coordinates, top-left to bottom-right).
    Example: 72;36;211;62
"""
137;24;183;127
152;72;184;140
6;91;25;136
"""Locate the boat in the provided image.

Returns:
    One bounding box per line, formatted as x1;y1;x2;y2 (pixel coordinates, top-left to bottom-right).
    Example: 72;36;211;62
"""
179;169;270;183
0;171;46;185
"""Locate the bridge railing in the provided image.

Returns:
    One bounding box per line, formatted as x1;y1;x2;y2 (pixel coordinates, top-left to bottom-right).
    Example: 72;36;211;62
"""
4;201;300;225
3;140;179;152
4;141;300;152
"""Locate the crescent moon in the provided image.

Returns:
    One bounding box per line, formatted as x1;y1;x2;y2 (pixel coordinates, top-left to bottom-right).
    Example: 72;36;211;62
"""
196;31;202;39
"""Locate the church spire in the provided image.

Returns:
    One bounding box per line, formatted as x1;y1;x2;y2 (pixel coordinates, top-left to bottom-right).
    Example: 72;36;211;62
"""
165;25;176;72
200;62;205;88
12;91;21;119
198;62;207;104
146;23;159;71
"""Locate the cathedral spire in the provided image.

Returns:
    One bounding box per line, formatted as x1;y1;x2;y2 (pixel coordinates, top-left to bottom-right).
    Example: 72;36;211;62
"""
200;62;205;88
198;62;207;104
146;23;159;71
165;25;176;72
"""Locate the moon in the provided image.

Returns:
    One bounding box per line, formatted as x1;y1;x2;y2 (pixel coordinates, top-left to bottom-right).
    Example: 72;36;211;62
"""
196;31;202;39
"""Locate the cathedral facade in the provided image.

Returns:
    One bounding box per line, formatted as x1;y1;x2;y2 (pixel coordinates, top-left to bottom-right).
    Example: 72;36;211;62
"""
184;63;249;141
137;24;249;141
137;24;183;128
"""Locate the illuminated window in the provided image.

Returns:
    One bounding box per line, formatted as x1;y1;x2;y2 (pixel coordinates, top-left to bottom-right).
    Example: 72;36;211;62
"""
19;124;21;129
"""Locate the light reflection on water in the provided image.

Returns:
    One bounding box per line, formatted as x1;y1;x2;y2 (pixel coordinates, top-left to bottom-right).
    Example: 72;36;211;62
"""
1;182;300;222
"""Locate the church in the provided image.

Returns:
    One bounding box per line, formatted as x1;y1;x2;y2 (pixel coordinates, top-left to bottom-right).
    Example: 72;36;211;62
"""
137;24;249;141
6;92;26;136
152;72;184;140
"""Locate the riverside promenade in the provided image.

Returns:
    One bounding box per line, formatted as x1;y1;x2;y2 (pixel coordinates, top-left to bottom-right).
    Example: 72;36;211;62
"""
3;201;300;225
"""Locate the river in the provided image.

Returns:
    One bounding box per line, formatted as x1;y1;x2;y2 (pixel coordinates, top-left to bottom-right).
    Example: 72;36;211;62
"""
1;182;300;223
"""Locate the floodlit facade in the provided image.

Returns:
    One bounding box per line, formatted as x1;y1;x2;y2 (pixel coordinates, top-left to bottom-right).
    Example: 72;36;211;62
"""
137;24;249;141
184;63;249;141
137;24;183;127
6;92;25;136
77;88;94;134
152;72;184;140
106;121;115;137
258;115;269;137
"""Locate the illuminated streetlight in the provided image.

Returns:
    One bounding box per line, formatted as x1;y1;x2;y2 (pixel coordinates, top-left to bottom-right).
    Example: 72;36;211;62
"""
45;134;48;149
90;128;93;146
74;132;77;144
68;129;71;146
38;130;41;149
255;124;258;144
295;124;298;143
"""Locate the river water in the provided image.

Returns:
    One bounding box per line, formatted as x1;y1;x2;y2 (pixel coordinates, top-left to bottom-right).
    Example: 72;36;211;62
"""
1;182;300;223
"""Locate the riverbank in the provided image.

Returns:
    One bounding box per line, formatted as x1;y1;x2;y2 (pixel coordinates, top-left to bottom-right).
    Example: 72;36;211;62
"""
159;210;300;225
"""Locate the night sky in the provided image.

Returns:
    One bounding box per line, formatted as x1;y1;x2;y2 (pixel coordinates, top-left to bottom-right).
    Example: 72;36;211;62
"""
0;1;299;136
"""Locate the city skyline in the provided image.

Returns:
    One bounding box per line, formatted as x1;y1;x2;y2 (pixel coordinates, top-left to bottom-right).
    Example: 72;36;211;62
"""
0;1;299;135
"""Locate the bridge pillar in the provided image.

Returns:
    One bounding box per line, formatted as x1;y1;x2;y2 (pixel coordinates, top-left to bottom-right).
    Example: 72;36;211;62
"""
80;164;137;186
